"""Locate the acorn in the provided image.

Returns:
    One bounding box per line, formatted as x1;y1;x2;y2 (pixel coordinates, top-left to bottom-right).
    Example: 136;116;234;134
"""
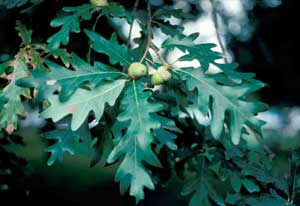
128;62;148;79
90;0;108;7
151;66;172;85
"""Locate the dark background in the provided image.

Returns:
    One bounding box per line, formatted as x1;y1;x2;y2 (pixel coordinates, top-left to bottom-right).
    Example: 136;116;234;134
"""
0;0;297;205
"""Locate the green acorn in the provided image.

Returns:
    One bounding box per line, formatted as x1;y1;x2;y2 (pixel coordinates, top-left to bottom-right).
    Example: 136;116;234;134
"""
128;62;148;79
90;0;108;7
151;66;172;85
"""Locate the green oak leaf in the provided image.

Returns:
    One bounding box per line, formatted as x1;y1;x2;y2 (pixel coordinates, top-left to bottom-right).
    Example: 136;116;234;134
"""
45;53;126;101
45;123;91;166
242;178;260;193
225;193;241;204
15;21;32;45
153;21;185;38
107;81;164;203
41;79;126;131
49;48;71;68
0;0;43;9
152;7;193;20
230;172;242;192
233;157;288;194
0;62;8;75
0;52;30;134
174;67;267;144
17;53;126;101
101;2;132;23
45;129;81;166
47;4;94;49
152;114;178;151
162;34;259;84
85;30;131;66
182;157;225;206
162;33;221;70
90;122;114;167
245;190;288;206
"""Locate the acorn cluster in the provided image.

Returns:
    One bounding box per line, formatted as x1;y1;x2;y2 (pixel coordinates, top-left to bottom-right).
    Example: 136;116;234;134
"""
127;62;172;85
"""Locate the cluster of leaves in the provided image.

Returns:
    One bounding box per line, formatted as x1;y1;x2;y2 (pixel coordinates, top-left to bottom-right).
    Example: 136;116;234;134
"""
0;1;299;205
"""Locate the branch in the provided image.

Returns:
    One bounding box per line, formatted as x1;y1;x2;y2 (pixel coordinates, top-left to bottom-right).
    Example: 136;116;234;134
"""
139;0;152;63
126;0;140;48
150;42;169;66
210;0;229;63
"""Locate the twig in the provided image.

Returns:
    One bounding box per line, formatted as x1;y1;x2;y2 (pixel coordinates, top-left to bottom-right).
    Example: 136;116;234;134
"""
243;125;275;159
145;57;154;64
291;153;299;204
150;42;170;66
253;129;275;160
139;0;152;63
41;53;52;61
126;0;140;48
87;13;102;63
210;0;229;63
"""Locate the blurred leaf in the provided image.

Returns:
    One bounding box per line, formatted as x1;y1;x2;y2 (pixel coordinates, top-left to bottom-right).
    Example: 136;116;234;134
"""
152;7;193;20
245;190;288;206
242;178;260;193
45;124;91;166
225;193;241;204
0;0;43;9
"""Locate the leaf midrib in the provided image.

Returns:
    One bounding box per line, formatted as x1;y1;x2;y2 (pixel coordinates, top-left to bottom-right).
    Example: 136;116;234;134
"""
132;80;141;186
63;80;125;107
50;71;126;82
175;69;249;122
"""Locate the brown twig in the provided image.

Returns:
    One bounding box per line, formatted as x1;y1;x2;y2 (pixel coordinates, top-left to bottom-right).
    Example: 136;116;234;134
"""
150;42;170;66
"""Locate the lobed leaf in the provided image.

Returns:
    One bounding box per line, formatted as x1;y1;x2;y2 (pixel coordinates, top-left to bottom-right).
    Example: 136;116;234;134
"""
47;4;94;49
107;81;164;203
41;79;126;131
85;30;131;66
0;52;30;134
174;67;267;144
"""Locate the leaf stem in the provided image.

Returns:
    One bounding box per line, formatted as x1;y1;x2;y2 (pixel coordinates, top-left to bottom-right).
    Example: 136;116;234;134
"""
139;0;152;63
87;13;102;63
